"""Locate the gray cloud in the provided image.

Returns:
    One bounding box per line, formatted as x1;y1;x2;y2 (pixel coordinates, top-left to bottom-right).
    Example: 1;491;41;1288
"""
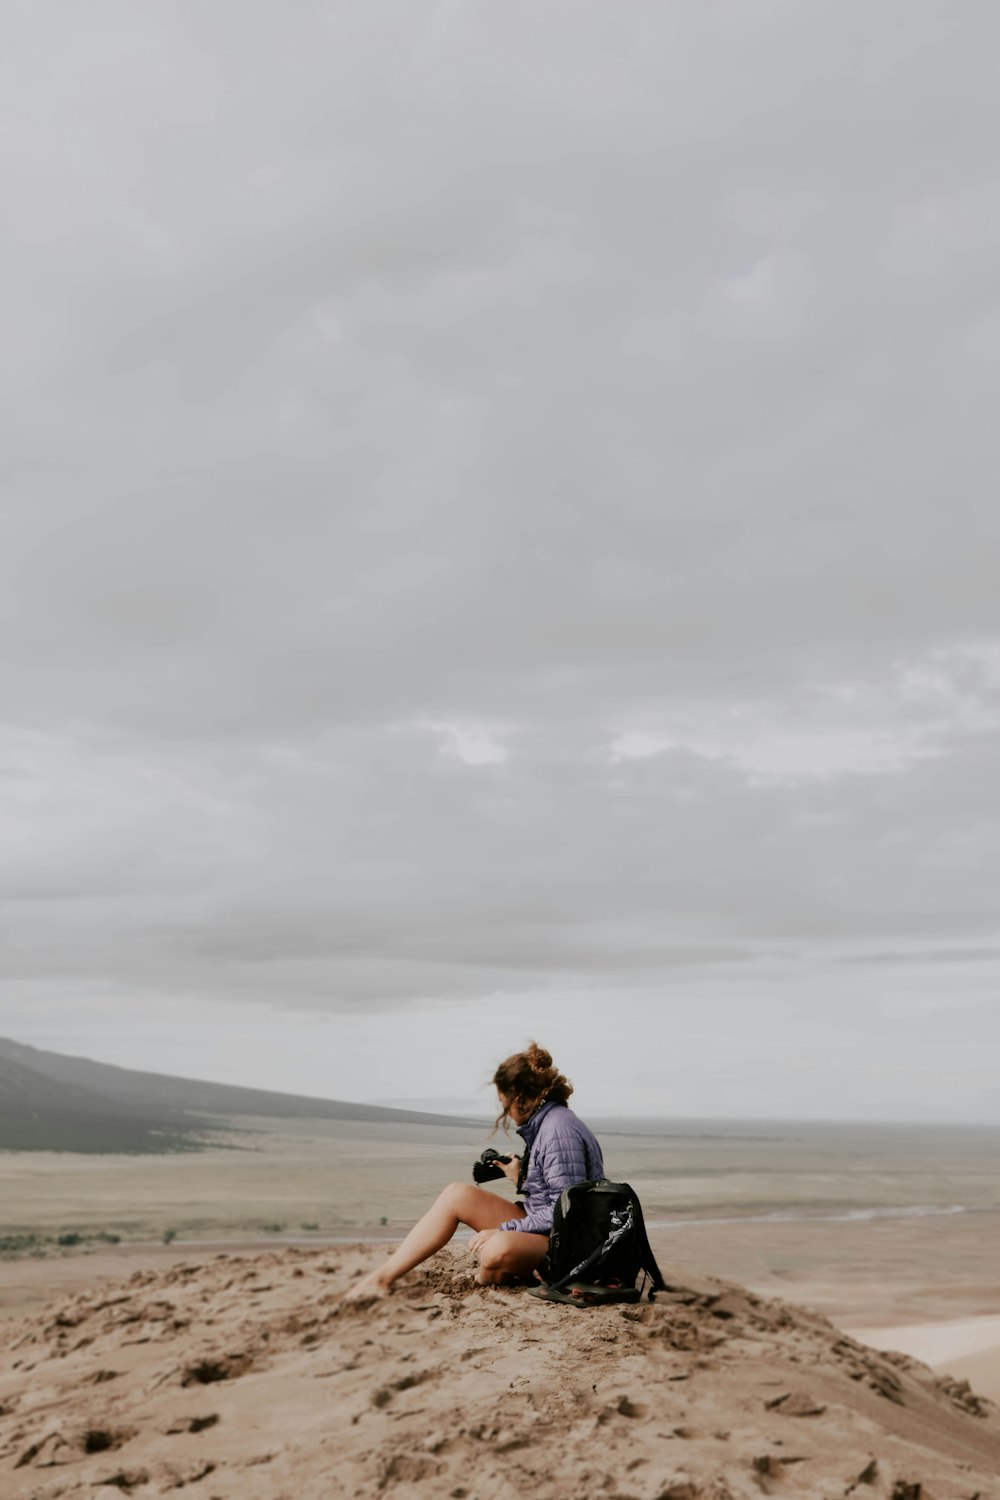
2;2;999;1117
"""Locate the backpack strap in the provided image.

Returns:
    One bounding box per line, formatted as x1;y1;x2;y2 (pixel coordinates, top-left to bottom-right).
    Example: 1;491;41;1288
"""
631;1206;668;1298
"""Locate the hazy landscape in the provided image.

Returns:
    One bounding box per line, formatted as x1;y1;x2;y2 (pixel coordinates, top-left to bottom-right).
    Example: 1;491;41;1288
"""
3;1038;999;1399
3;1042;1000;1497
5;1036;998;1248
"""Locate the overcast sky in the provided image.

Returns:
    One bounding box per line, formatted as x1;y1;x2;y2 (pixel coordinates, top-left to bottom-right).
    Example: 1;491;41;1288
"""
2;1;999;1122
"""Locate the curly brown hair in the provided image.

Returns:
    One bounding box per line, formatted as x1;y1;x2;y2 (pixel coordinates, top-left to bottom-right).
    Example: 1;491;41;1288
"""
491;1042;573;1131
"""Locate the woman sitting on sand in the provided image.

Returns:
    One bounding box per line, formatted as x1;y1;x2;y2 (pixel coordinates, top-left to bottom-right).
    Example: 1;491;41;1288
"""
346;1043;603;1302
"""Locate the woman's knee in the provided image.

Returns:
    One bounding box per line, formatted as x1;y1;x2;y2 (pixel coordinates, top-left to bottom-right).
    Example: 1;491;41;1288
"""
477;1234;510;1272
479;1229;548;1277
479;1231;536;1274
437;1182;478;1217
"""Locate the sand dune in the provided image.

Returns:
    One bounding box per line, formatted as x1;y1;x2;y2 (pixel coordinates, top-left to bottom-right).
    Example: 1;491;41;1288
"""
2;1246;998;1499
845;1316;1000;1405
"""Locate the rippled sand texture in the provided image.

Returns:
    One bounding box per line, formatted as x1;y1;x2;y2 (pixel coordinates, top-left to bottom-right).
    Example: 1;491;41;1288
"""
2;1245;999;1500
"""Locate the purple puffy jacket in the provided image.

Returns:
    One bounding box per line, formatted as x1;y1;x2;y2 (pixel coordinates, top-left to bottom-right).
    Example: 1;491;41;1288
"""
497;1101;604;1235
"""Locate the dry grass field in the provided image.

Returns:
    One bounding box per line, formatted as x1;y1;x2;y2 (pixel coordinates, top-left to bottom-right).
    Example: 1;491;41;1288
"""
0;1116;485;1244
4;1115;998;1242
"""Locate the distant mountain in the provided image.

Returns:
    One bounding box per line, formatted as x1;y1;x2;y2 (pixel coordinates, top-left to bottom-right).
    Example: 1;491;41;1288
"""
0;1050;207;1154
0;1036;477;1154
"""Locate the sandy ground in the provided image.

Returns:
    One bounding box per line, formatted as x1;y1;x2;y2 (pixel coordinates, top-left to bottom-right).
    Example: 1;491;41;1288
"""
645;1213;1000;1407
5;1209;998;1404
4;1120;997;1485
2;1244;998;1500
0;1239;389;1322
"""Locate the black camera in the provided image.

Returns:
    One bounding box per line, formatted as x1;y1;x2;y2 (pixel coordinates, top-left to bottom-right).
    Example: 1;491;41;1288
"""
473;1147;512;1184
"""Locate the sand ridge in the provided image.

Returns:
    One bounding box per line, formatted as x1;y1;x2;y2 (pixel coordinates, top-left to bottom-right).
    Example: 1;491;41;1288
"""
1;1246;998;1500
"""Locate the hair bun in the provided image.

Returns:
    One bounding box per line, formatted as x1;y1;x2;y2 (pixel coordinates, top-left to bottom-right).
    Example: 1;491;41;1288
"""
526;1043;552;1070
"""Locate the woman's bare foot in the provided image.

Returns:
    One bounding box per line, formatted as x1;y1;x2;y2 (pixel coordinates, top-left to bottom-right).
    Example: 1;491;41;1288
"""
343;1269;392;1304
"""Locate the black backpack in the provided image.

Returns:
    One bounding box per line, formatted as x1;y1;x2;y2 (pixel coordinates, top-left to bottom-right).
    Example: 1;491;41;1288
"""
530;1178;668;1306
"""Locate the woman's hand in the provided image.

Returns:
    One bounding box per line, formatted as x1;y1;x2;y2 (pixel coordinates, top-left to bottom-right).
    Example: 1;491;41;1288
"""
468;1228;500;1257
497;1154;521;1184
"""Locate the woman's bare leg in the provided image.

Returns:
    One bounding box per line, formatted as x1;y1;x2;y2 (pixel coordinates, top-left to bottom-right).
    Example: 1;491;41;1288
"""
345;1184;524;1301
475;1230;549;1286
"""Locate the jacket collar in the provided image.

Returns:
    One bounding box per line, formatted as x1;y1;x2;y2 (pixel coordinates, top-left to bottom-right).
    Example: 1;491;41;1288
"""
516;1098;558;1146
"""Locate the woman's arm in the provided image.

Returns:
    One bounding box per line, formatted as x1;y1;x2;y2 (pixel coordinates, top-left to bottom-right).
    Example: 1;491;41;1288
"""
502;1122;596;1234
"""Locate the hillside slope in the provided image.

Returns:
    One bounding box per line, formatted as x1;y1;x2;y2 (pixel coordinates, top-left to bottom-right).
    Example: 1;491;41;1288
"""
0;1053;208;1154
0;1036;477;1153
1;1247;997;1499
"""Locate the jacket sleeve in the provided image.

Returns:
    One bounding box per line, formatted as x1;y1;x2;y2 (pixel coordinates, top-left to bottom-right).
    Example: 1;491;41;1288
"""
498;1120;596;1234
